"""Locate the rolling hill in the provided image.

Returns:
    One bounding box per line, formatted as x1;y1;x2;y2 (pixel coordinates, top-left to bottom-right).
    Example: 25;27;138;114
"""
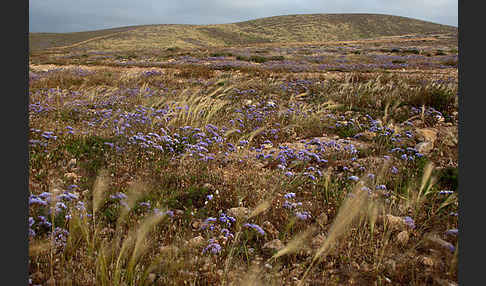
29;13;457;52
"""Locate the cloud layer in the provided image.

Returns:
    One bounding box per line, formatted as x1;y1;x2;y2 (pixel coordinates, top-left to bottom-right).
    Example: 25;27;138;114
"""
29;0;458;33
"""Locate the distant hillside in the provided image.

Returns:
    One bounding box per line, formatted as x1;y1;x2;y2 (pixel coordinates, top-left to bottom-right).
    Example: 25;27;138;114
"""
29;26;141;52
29;13;457;52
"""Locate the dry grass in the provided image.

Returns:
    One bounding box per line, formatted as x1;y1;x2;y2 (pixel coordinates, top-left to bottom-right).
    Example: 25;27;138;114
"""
28;29;458;285
30;13;457;53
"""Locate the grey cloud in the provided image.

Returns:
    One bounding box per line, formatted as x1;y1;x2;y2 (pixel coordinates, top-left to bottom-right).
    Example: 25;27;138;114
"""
29;0;457;33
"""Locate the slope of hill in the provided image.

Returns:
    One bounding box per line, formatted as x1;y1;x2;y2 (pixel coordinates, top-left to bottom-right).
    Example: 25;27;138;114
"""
29;26;142;52
30;13;457;52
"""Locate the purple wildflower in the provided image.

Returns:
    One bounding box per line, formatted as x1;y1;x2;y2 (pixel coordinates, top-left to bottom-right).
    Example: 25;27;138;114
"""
221;228;234;238
403;216;415;229
203;241;222;254
243;223;265;235
348;176;359;182
285;171;294;177
139;201;151;208
376;185;387;190
284;192;296;199
445;229;458;236
29;195;47;206
110;192;127;200
295;211;311;220
165;210;174;217
219;213;236;227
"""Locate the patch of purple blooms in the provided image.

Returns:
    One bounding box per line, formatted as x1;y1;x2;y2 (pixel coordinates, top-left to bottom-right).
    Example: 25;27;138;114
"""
203;239;222;254
243;223;265;235
403;216;415;229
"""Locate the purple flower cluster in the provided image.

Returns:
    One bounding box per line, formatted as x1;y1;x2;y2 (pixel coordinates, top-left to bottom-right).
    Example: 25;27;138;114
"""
243;223;265;235
403;216;415;229
203;239;222;254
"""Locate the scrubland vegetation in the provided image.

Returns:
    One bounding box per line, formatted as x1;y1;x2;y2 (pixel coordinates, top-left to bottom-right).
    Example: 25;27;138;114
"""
29;15;458;285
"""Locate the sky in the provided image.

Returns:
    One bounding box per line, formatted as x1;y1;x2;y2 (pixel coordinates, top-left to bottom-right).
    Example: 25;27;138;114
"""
29;0;458;33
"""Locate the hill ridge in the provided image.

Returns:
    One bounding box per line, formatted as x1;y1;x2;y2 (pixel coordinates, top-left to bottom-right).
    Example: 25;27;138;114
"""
29;13;457;51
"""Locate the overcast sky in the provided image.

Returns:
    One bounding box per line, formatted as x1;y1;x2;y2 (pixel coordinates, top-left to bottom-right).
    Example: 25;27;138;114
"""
29;0;458;33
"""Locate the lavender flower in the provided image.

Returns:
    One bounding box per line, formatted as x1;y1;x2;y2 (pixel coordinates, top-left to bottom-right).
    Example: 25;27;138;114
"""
201;217;217;230
221;228;234;238
243;223;265;235
285;171;294;177
139;201;151;208
38;216;52;228
110;192;127;200
403;216;415;229
53;227;69;249
295;211;312;220
445;228;458;236
55;202;67;213
361;186;372;194
29;195;47;206
219;213;236;227
307;174;316;181
165;210;174;217
284;192;296;199
203;241;222;254
376;185;387;190
348;176;359;182
283;201;294;209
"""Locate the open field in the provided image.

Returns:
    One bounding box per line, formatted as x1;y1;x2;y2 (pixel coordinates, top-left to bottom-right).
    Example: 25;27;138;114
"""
29;14;458;285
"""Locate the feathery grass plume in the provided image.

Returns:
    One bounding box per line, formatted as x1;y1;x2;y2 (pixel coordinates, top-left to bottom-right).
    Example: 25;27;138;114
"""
48;186;62;280
435;192;458;215
223;128;244;140
29;241;51;257
424;233;456;253
271;226;316;260
89;171;110;256
292;91;310;102
382;100;391;126
125;212;167;284
240;263;264;286
407;161;437;214
248;200;271;219
298;184;371;285
116;181;147;227
367;198;381;240
373;221;394;271
322;170;332;202
419;162;435;197
112;202;166;284
207;84;231;99
164;88;230;128
240;126;266;144
108;181;149;279
96;241;110;286
375;159;392;186
92;169;110;216
113;226;137;284
66;200;92;255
